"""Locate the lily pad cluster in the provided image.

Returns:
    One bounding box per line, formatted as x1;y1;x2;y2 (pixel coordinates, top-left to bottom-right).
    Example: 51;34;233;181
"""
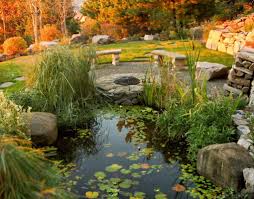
85;162;165;198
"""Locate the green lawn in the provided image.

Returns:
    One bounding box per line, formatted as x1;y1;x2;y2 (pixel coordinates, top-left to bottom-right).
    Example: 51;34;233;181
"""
96;40;234;66
0;40;234;93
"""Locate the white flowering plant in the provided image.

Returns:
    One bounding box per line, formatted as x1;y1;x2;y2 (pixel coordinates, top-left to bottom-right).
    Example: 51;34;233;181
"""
0;91;30;138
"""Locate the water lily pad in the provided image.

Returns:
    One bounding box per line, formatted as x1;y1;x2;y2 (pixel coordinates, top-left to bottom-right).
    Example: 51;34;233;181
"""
120;169;131;175
120;191;131;197
98;183;107;191
88;179;96;185
106;164;122;172
110;178;121;184
127;153;139;161
134;191;146;198
106;153;114;158
85;191;99;199
104;143;112;147
131;172;141;178
119;179;133;189
155;193;167;199
132;181;139;186
117;152;128;157
130;164;141;170
141;148;154;156
94;171;106;180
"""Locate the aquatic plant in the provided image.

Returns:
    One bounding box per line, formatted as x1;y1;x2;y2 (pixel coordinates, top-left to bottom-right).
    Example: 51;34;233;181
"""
143;64;177;109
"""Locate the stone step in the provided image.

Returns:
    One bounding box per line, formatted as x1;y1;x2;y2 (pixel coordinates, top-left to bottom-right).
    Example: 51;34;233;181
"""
0;82;15;89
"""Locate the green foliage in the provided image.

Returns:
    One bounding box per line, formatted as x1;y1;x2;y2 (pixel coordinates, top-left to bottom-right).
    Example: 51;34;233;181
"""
0;136;74;199
0;92;28;137
157;98;191;141
186;97;241;161
29;46;96;128
66;18;81;35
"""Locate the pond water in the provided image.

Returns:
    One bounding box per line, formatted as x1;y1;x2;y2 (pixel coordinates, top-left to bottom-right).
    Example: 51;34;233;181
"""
56;109;193;199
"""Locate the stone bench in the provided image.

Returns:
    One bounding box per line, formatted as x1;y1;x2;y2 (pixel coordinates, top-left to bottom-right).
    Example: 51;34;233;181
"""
149;50;187;69
95;49;122;66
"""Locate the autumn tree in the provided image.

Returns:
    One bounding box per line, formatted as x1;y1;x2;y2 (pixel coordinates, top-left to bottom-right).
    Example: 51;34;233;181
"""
0;0;29;42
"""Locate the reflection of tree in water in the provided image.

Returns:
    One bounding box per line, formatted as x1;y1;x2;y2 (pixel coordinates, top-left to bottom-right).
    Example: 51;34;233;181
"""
56;119;106;163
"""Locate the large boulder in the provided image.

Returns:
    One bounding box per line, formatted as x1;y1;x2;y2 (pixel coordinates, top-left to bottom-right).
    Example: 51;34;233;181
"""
70;33;88;44
92;35;114;45
197;143;254;191
25;112;58;146
243;168;254;193
196;62;229;80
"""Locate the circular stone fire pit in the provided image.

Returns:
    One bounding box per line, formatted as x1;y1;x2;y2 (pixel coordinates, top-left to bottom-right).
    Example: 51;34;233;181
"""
114;76;140;86
96;73;144;105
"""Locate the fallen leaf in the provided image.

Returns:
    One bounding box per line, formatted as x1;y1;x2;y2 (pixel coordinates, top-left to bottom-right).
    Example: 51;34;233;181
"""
141;163;150;169
85;191;99;198
172;184;186;192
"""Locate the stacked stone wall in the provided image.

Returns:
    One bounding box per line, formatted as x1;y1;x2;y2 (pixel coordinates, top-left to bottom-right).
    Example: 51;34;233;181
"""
206;14;254;55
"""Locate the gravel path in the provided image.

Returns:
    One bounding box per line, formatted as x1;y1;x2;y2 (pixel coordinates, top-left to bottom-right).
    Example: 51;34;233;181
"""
95;62;227;96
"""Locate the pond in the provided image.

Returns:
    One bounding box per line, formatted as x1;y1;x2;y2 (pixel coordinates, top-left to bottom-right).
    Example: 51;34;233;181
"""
56;107;194;199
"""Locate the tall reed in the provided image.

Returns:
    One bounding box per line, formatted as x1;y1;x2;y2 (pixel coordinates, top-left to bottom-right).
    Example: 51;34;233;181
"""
31;46;96;127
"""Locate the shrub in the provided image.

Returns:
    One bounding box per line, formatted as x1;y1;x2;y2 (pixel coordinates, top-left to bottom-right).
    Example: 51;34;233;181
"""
40;24;61;41
66;18;80;35
3;37;27;55
100;23;128;40
81;17;100;37
186;97;241;162
0;136;74;199
0;92;29;137
29;46;96;127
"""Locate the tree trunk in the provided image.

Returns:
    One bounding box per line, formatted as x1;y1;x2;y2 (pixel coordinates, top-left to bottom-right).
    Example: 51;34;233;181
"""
29;1;40;45
172;0;177;31
2;12;6;40
62;0;67;36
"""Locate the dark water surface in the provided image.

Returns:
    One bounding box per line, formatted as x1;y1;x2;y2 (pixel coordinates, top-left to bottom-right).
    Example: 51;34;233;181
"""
57;112;192;199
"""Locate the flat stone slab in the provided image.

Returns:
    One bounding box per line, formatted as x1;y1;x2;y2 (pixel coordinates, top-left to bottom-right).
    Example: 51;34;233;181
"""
14;76;26;81
0;82;14;88
196;62;229;80
96;49;121;55
150;50;186;59
96;73;145;105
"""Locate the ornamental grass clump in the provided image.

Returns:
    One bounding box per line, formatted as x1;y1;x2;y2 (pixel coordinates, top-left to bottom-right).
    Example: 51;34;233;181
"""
30;46;96;127
0;136;74;199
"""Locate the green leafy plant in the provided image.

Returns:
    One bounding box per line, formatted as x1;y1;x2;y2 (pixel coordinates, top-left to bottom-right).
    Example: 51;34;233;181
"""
0;92;29;137
186;97;241;162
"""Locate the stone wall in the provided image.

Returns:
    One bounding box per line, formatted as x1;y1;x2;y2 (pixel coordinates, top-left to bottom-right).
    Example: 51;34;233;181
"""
224;47;254;100
206;14;254;55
